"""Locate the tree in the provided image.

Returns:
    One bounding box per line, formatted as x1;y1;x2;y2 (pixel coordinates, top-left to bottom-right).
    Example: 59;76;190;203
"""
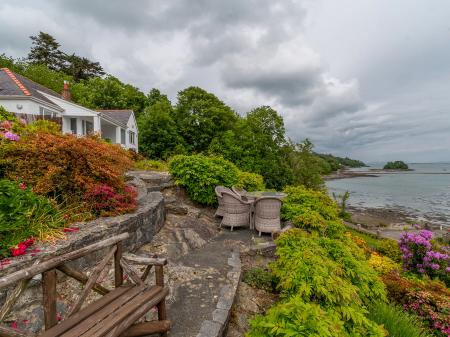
288;139;325;190
27;32;65;71
173;87;238;153
71;76;147;115
138;95;185;159
209;106;293;189
384;161;409;170
64;54;104;82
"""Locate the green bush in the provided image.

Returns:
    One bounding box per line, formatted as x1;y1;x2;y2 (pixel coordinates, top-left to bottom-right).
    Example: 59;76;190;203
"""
248;186;388;337
236;171;265;192
169;154;264;205
243;267;277;292
367;302;432;337
248;296;348;337
376;239;402;262
0;179;69;256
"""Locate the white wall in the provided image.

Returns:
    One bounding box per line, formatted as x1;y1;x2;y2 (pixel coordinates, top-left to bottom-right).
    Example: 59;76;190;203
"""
0;99;42;115
126;113;138;152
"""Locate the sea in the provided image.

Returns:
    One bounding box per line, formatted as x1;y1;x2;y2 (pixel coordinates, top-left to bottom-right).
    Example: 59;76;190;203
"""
326;163;450;228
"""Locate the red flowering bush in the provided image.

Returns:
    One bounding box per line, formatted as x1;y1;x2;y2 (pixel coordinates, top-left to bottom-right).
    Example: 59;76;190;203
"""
84;184;137;217
2;132;134;198
382;271;450;336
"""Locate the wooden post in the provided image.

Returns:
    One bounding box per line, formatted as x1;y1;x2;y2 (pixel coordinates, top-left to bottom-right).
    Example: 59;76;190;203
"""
42;269;57;330
114;242;123;288
155;265;167;337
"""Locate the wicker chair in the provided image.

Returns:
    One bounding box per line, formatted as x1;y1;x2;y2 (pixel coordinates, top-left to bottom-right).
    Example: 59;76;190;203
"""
231;186;256;203
219;191;253;231
254;197;282;237
215;186;233;217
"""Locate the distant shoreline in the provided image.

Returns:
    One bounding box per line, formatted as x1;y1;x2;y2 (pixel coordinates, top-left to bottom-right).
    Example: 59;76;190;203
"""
324;167;450;180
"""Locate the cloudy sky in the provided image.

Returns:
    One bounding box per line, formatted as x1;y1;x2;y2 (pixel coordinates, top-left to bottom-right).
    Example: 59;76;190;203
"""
1;0;449;162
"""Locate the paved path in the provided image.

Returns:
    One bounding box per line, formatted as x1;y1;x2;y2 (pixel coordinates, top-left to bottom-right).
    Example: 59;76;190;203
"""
133;180;270;337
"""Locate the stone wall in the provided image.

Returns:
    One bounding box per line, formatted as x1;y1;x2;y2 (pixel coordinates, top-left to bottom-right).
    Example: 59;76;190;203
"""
0;172;166;332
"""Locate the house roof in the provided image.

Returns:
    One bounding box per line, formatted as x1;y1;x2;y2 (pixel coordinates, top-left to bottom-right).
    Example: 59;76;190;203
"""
97;109;133;125
0;68;63;109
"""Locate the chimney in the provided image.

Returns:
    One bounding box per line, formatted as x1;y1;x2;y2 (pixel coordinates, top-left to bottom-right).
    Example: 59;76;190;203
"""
61;80;71;101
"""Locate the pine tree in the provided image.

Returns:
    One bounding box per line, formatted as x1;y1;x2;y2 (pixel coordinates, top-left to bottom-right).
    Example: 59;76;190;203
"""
27;32;65;71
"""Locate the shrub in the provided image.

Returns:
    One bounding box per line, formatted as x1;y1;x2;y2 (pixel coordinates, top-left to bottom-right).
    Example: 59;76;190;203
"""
369;252;400;275
248;296;349;337
84;184;137;217
0;179;70;257
367;301;432;337
382;272;450;336
236;171;265;192
281;185;344;238
243;267;277;292
377;239;402;262
169;154;241;206
249;229;386;336
2;132;133;199
399;230;449;285
134;159;168;172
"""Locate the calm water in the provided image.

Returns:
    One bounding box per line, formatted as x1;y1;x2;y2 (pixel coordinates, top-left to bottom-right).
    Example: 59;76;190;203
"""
326;163;450;227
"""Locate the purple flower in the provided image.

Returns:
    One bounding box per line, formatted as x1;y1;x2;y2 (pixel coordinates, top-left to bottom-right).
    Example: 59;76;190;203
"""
3;131;20;141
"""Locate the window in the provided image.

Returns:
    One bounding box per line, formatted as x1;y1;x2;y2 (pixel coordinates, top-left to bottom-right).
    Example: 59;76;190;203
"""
85;121;93;135
39;107;55;119
120;129;126;144
129;131;135;145
70;118;77;134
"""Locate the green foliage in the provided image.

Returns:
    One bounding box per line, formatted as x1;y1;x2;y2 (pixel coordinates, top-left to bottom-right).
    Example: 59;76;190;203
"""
174;86;238;153
248;187;388;337
134;159;168;172
247;296;348;337
137;95;185;158
383;161;409;170
209;107;294;190
169;155;240;206
367;302;432;337
243;267;277;292
333;191;351;220
0;179;68;256
287;139;325;190
22;120;61;135
236;171;265;192
27;32;104;81
71;76;147;115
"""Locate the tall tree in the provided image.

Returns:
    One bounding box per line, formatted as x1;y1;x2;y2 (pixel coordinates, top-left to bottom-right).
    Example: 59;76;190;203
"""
64;54;104;81
138;95;184;159
173;87;238;153
27;32;65;71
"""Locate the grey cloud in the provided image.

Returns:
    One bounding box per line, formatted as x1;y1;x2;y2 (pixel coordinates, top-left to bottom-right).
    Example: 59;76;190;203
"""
0;0;449;162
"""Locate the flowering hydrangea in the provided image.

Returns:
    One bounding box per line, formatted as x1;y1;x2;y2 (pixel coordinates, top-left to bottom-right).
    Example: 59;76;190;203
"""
2;131;20;141
399;229;449;283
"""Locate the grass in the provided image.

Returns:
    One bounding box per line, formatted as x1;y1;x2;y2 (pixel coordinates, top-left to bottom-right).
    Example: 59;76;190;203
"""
134;159;168;172
367;302;432;337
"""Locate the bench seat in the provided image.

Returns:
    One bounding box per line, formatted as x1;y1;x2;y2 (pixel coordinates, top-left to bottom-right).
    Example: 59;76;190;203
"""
40;285;169;337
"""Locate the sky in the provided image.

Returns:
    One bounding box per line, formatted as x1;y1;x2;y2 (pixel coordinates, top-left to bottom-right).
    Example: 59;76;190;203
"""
0;0;449;163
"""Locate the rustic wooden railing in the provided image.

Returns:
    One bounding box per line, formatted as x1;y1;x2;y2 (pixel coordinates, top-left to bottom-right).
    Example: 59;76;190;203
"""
0;233;170;337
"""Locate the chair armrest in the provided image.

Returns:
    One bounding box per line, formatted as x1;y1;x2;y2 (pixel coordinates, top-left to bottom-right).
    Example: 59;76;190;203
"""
123;253;167;266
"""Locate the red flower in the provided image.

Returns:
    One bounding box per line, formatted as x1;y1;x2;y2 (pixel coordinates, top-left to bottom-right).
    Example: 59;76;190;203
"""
18;182;27;190
10;321;18;330
23;239;34;247
11;243;27;257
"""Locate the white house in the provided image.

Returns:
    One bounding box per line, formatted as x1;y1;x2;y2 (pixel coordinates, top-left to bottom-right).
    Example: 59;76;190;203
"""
0;68;138;151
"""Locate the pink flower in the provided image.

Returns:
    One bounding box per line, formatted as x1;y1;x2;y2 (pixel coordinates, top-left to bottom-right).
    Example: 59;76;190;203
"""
3;131;20;141
19;182;26;190
1;120;12;130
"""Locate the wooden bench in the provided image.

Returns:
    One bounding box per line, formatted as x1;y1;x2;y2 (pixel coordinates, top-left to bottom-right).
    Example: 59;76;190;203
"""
0;233;170;337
